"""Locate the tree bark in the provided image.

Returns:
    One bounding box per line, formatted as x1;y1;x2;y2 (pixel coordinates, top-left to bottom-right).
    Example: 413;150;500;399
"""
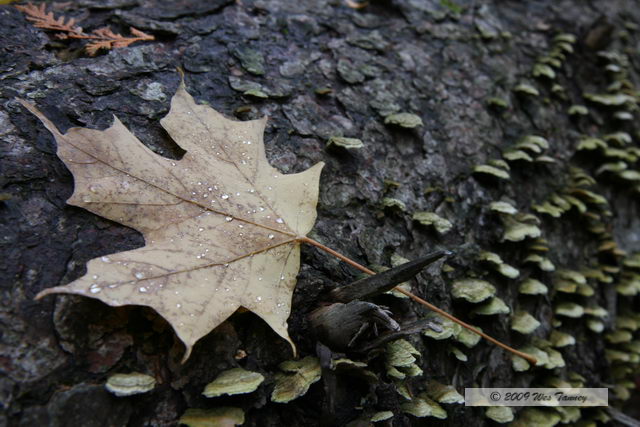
2;0;640;426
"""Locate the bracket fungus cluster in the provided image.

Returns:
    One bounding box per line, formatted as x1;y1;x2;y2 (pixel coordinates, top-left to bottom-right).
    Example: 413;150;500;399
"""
385;339;423;380
412;211;453;234
453;26;640;424
271;356;322;403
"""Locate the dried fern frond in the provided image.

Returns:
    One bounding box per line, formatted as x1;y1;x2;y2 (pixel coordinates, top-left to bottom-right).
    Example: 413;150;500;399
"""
84;27;155;55
16;2;154;55
16;3;85;35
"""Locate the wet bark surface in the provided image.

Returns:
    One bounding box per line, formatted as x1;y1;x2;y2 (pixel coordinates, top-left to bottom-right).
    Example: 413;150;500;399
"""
2;0;640;425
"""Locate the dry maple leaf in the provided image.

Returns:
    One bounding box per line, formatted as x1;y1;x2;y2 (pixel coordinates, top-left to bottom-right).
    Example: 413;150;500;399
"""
18;82;538;366
18;81;323;362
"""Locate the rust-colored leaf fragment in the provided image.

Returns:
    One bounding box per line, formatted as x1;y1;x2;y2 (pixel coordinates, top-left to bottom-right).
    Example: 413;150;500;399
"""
15;2;84;36
16;2;153;56
18;81;324;362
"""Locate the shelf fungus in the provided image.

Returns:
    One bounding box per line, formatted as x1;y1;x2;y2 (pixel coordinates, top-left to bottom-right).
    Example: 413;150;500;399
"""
556;407;581;424
554;41;574;55
455;325;482;348
412;211;453;234
489;201;518;215
604;131;632;145
554;270;587;294
486;97;510;109
511;311;541;334
624;253;640;269
622;341;640;355
618;169;640;182
606;330;633;344
271;356;321;403
489;159;511;170
533;340;564;369
503;149;533;162
516;135;550;152
473;164;510;180
544;377;572;388
450;278;496;303
513;82;540;96
473;297;510;315
550;330;576;347
551;83;566;95
449;346;468;361
541;351;565;370
533;63;556;79
555;302;585;318
385;339;423;379
554;33;577;44
596;161;628;175
588;319;605;333
486;406;514;423
381;197;407;212
604;147;636;162
370;411;394;422
616;315;639;331
423;312;461;340
616;277;640;296
576;283;595;297
528;238;550;252
326;136;364;150
534;155;554;165
384;112;423;128
243;88;269;98
426;381;464;404
569;188;607;205
502;215;542;242
568;105;589;116
584;305;608;319
179;407;245;427
105;372;156;397
606;349;632;363
478;251;520;278
401;394;447;419
533;201;563;218
512;345;549;372
569;166;598;186
613;383;633;401
524;254;556;272
385;253;412;298
539;55;562;68
202;368;265;398
584;92;636;106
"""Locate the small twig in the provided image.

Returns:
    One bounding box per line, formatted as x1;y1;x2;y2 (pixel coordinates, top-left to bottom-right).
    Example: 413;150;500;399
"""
330;250;451;302
15;2;154;56
300;236;538;365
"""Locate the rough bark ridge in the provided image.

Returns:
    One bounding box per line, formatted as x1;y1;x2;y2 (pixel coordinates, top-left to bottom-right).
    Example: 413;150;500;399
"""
1;0;640;426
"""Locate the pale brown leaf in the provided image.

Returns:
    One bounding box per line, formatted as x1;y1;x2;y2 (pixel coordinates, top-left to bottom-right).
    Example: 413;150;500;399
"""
18;81;324;361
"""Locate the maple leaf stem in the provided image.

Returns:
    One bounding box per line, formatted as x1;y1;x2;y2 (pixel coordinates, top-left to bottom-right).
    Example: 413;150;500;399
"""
300;236;538;365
